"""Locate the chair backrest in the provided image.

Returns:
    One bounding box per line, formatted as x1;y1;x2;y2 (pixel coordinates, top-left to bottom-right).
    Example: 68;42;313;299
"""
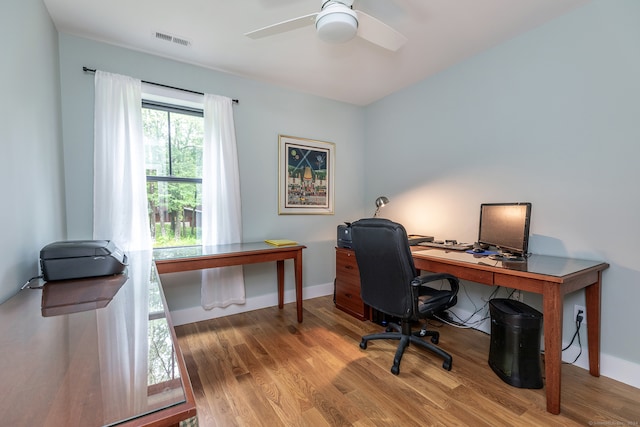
351;218;417;319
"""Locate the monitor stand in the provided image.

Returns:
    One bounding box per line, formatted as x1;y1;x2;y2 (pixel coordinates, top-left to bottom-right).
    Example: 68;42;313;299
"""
489;251;527;262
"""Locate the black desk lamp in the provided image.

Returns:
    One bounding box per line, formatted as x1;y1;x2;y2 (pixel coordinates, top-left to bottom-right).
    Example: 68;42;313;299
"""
374;196;389;217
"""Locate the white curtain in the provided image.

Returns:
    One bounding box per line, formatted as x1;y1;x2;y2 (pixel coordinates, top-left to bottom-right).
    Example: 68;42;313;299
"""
93;70;150;414
96;251;151;419
201;94;245;309
93;70;152;251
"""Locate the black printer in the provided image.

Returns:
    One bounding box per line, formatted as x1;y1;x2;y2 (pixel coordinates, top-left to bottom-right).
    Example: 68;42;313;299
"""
40;240;127;281
337;224;352;249
338;222;433;249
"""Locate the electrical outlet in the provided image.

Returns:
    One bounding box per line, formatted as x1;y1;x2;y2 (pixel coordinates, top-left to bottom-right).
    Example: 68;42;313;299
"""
514;290;524;302
573;304;586;324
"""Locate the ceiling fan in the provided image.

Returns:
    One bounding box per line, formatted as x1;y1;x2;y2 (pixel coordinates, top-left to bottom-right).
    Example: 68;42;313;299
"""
244;0;407;52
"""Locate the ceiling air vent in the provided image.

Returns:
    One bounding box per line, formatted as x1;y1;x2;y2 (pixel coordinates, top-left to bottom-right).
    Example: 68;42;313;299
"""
154;31;191;47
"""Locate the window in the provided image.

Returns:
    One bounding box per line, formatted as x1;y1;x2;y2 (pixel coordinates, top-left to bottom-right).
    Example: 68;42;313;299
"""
142;101;204;247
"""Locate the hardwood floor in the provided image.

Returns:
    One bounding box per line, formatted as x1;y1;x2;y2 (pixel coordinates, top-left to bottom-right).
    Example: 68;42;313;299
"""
175;295;640;426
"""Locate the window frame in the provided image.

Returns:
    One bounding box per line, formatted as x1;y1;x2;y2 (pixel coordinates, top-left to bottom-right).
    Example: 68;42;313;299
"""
142;97;205;247
142;100;204;184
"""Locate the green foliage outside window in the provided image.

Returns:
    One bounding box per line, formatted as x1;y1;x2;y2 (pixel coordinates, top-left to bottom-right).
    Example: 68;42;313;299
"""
143;105;203;248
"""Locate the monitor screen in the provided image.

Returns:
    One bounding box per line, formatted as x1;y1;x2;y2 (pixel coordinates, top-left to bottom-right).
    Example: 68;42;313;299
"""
478;202;532;256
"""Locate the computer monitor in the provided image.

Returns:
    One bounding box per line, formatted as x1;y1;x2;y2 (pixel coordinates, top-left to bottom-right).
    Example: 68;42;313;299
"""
478;202;532;257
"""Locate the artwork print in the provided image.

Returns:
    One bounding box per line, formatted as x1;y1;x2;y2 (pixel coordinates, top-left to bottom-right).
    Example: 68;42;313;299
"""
278;135;335;215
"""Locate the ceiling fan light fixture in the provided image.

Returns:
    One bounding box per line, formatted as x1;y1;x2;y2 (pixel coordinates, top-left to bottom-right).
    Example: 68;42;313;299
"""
315;4;358;44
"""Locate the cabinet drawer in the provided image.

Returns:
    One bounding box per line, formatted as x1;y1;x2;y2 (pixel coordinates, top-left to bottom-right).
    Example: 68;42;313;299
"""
336;249;360;276
335;278;366;320
336;266;360;285
336;276;361;300
335;248;367;320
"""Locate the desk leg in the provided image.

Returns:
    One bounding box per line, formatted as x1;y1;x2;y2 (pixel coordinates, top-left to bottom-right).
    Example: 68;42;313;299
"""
295;250;303;323
277;260;284;309
585;275;602;377
543;285;563;415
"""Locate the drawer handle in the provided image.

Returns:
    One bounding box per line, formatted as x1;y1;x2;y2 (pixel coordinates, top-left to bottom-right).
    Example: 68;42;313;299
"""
344;265;354;270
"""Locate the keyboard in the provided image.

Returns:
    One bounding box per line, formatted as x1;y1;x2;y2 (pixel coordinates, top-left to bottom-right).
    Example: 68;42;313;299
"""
417;241;473;251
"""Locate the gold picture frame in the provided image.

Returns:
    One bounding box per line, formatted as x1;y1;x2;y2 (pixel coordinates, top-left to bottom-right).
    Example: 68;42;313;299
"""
278;135;335;215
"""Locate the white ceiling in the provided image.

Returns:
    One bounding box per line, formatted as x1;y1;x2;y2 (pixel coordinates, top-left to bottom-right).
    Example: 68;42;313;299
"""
43;0;588;106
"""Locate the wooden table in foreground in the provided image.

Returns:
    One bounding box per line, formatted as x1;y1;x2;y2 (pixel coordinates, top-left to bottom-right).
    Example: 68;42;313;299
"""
0;251;196;427
411;249;609;415
154;242;306;323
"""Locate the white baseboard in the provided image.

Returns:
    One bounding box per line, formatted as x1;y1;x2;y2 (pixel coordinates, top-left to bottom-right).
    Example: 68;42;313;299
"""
449;306;640;390
561;338;640;389
169;281;334;326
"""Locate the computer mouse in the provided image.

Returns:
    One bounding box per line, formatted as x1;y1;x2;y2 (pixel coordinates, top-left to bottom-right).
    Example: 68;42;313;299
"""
472;247;484;253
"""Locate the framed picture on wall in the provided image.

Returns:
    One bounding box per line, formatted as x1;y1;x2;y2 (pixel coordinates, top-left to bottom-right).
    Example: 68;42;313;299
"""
278;135;335;215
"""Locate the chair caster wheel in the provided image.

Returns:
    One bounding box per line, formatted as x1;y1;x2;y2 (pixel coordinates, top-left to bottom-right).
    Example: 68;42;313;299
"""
360;341;367;350
385;326;394;333
391;365;400;375
443;360;452;371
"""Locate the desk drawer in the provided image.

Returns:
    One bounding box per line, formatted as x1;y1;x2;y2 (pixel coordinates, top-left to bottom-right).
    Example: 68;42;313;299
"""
335;277;367;319
414;258;494;285
335;248;368;320
336;249;360;277
494;273;544;293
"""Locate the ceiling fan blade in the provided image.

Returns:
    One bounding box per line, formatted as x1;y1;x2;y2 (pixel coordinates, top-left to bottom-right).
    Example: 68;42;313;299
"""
244;13;318;39
355;10;407;51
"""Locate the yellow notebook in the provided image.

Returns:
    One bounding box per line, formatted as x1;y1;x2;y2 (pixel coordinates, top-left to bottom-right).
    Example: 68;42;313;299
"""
265;239;298;246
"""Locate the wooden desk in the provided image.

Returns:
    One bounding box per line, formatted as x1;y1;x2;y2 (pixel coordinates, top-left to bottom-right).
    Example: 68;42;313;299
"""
411;249;609;415
154;242;306;323
0;251;197;426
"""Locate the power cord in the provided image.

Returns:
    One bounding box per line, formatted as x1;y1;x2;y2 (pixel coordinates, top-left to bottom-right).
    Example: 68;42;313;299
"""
21;275;44;289
430;283;529;331
434;283;503;329
561;309;584;364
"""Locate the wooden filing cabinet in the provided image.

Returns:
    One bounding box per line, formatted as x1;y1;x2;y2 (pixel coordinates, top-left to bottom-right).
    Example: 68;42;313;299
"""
334;247;369;320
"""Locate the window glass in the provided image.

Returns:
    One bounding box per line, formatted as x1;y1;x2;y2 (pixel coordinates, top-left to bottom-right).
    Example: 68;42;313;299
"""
142;103;203;248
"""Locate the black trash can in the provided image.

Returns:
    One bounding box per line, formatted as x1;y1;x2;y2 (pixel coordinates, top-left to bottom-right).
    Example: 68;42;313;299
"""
488;298;543;389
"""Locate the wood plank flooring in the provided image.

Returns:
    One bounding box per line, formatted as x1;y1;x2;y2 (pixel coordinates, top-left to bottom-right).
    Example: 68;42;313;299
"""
175;295;640;426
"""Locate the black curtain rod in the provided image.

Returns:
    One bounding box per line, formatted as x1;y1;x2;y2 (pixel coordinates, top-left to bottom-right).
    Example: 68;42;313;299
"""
82;67;238;104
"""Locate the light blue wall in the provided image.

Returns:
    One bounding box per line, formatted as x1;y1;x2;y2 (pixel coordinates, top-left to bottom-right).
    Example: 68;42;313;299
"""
3;0;637;379
0;0;66;303
57;34;366;303
364;0;640;365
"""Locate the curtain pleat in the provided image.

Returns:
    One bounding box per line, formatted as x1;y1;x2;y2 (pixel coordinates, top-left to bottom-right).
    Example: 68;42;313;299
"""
93;70;151;251
201;94;245;309
93;70;150;415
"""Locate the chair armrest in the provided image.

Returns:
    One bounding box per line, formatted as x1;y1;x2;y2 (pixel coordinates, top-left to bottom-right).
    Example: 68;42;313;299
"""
411;273;459;293
410;273;460;317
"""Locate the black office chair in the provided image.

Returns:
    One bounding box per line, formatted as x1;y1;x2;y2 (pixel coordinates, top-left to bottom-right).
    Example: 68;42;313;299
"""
351;218;460;375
